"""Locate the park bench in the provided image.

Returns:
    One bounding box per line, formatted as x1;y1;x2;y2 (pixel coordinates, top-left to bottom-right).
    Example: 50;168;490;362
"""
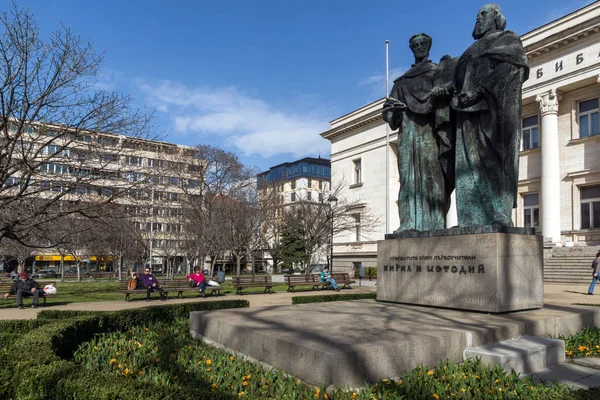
285;274;321;292
318;273;356;290
119;280;173;302
165;277;222;298
119;277;222;301
232;276;273;295
0;280;57;306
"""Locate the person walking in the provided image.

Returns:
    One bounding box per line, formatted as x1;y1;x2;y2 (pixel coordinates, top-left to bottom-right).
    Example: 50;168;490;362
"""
587;251;600;295
3;271;41;308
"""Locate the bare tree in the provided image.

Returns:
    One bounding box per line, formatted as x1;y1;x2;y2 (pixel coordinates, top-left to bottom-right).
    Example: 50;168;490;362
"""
93;212;146;280
0;3;155;247
282;182;380;274
176;145;259;276
0;238;36;273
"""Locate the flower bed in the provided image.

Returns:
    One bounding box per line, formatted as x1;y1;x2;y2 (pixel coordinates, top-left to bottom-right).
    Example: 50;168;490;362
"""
2;300;600;399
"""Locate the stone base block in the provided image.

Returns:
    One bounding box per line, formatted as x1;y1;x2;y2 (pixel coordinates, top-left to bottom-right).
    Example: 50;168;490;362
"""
464;336;565;374
377;232;543;313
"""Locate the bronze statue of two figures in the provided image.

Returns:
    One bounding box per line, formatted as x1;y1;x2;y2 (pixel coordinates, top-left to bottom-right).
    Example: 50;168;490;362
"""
383;4;530;236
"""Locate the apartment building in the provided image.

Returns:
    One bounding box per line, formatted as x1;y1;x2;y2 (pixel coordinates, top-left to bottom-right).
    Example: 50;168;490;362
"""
257;157;331;270
1;122;203;274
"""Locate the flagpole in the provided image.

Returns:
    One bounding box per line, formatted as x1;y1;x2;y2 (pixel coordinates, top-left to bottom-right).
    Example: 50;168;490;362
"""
385;40;390;235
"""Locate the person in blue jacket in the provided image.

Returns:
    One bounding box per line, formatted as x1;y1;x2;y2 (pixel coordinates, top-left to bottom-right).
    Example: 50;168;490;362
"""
320;266;340;291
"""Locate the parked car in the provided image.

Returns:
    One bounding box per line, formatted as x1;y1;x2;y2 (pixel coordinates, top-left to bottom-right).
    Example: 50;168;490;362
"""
32;269;59;279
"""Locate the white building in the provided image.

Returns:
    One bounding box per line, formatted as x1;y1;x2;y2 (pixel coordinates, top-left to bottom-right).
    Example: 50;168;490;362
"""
321;2;600;274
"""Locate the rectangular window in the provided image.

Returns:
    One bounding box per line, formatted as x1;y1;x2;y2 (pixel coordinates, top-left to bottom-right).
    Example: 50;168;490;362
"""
126;156;143;166
353;213;361;242
318;192;323;202
581;185;600;229
291;180;296;190
579;98;600;138
148;158;164;168
307;191;312;201
307;179;312;188
291;192;296;202
319;180;323;190
353;159;362;184
166;192;180;201
523;193;539;229
522;115;539;150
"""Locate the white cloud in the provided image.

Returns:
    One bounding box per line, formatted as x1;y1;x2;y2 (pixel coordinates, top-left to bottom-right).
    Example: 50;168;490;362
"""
359;66;408;98
93;69;124;91
136;79;330;158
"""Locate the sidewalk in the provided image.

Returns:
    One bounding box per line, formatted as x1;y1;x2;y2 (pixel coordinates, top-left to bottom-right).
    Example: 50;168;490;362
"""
0;282;377;320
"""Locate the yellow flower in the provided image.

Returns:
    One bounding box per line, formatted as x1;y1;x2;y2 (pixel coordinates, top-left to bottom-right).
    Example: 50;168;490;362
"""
109;359;116;364
138;371;143;376
206;359;212;365
495;378;499;384
460;388;466;392
397;380;403;385
118;364;123;369
116;352;120;356
242;381;248;387
351;393;357;400
206;368;211;372
230;355;235;361
238;392;245;397
498;388;502;392
427;370;434;375
212;384;219;389
324;394;329;399
123;368;129;375
93;346;98;350
433;394;440;400
314;388;320;398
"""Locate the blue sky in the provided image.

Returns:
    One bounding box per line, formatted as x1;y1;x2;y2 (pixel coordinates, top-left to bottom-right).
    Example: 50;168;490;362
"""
8;0;596;171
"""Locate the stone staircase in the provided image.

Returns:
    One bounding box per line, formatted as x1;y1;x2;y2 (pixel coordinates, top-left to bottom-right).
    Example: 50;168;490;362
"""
544;247;598;284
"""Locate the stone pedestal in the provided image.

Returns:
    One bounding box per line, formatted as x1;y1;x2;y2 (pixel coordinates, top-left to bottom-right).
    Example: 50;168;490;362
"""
377;231;543;313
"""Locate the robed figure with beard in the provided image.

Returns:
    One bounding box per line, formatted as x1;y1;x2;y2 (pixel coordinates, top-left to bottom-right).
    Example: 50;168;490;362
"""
383;33;454;234
451;4;529;227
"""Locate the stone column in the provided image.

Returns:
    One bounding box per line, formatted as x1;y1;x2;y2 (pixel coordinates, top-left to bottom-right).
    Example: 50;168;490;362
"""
535;89;561;243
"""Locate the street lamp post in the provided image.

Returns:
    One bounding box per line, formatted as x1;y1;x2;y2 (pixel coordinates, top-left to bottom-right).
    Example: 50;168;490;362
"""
327;195;338;273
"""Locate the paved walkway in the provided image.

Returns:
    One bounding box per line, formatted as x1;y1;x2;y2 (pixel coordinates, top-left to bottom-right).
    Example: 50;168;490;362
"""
0;279;378;320
2;281;600;389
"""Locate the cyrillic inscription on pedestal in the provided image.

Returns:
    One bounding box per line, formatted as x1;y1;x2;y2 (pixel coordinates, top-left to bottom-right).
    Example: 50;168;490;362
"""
377;233;543;313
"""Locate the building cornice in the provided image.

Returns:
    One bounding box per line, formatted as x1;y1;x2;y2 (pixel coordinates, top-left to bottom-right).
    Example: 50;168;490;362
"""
522;2;600;60
320;110;383;141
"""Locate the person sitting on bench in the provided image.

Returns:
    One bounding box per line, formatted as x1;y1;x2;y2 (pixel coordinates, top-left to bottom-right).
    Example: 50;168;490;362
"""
186;267;207;296
320;266;340;291
3;271;42;309
138;268;166;302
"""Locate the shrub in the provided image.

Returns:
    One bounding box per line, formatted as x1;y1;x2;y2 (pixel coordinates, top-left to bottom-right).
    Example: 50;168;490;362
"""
292;292;376;304
560;326;600;358
1;301;249;399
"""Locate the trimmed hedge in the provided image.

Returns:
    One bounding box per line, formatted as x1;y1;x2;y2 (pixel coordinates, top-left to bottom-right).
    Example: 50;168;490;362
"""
292;292;376;304
1;300;249;399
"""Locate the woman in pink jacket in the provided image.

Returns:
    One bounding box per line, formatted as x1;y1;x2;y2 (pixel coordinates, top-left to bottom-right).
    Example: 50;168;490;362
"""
186;267;206;296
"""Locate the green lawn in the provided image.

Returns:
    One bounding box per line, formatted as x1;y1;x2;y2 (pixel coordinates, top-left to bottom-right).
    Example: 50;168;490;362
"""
0;279;312;308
